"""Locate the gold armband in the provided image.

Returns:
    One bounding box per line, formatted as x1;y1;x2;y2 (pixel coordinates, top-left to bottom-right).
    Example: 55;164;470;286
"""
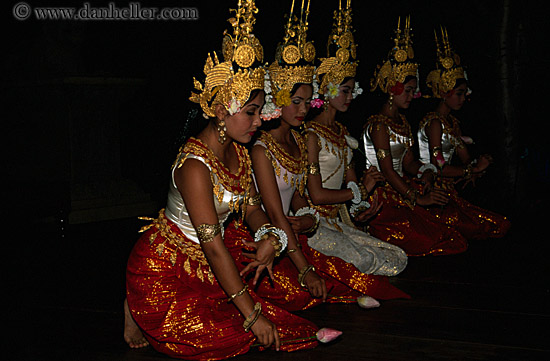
247;193;261;206
196;223;221;243
431;146;442;158
308;162;320;175
376;148;390;161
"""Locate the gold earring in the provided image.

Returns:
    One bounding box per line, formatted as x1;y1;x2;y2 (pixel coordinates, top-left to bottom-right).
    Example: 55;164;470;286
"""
218;120;226;144
389;94;394;109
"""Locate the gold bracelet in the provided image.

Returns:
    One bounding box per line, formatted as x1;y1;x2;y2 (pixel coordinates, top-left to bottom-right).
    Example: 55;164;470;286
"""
227;284;248;303
196;223;221;243
302;214;320;234
308;162;320;175
358;183;368;200
243;302;262;332
287;248;297;254
298;264;316;287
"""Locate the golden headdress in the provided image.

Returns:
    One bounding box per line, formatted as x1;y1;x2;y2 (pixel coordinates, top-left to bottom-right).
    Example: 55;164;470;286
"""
426;27;468;97
261;0;316;120
189;0;265;118
315;0;358;94
370;16;419;94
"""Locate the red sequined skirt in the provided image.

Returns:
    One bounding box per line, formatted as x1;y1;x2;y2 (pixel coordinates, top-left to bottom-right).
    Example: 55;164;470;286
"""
224;221;410;311
428;178;511;240
126;213;318;360
366;183;469;256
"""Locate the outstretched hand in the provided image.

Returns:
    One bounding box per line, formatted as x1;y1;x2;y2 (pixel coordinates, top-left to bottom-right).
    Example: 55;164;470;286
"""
240;237;276;285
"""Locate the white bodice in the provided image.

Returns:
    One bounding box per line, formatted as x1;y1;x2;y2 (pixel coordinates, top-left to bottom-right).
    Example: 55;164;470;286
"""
418;113;462;165
363;115;413;177
253;137;306;215
165;153;245;244
307;122;353;191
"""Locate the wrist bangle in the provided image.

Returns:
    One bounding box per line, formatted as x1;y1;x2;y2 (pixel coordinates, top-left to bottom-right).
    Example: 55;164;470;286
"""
243;302;262;332
346;181;362;204
298;264;316;287
254;224;288;254
358;183;368;200
350;200;371;217
295;207;320;233
227;284;248;303
417;163;438;178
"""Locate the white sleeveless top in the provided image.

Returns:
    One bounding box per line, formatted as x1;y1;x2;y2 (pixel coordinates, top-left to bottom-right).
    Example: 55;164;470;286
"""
362;114;413;177
165;139;249;243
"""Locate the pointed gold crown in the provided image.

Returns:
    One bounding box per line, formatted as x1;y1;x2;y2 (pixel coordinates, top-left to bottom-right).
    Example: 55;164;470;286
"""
426;27;466;97
315;0;358;93
189;0;265;117
269;0;316;100
370;16;419;94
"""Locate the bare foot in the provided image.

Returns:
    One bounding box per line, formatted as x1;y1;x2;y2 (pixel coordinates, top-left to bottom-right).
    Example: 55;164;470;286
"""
124;298;149;348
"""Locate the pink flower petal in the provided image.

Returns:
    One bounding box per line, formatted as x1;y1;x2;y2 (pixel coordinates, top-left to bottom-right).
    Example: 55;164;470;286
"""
316;328;342;343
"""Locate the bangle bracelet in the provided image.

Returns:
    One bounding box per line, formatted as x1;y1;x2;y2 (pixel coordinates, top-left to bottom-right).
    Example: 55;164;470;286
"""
295;207;320;233
350;200;371;217
417;163;438;178
228;284;248;303
298;264;316;287
243;302;262;332
254;224;288;254
347;181;362;204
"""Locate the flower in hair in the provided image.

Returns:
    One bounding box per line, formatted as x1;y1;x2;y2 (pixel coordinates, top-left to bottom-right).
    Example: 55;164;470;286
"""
312;74;320;99
227;99;242;115
274;89;291;107
310;98;324;109
352;81;363;99
325;82;340;99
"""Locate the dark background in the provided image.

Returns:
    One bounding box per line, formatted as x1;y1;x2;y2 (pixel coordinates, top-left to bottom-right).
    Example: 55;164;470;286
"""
4;0;549;226
5;2;550;359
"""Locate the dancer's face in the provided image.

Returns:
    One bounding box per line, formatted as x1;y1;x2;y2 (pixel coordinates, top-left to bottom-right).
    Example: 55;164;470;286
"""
328;78;355;112
392;78;417;109
281;84;312;127
443;83;468;110
224;91;265;143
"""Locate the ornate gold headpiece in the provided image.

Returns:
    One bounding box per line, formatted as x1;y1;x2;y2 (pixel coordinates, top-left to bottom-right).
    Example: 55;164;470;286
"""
189;0;265;117
370;16;419;94
426;27;467;97
261;0;316;120
315;0;358;93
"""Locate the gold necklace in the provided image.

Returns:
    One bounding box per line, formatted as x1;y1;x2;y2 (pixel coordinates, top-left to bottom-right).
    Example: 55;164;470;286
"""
175;138;252;208
259;130;308;195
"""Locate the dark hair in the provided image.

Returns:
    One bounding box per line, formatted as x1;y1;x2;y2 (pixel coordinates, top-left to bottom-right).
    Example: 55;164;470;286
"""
454;78;468;89
403;75;417;86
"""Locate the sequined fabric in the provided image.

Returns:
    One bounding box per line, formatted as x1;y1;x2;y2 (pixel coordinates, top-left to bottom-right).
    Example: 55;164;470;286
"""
126;215;319;360
417;113;511;240
305;121;409;273
224;221;410;312
428;178;511;240
363;115;469;256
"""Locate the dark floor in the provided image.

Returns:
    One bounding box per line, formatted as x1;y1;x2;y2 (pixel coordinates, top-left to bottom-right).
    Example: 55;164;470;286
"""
15;200;550;361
